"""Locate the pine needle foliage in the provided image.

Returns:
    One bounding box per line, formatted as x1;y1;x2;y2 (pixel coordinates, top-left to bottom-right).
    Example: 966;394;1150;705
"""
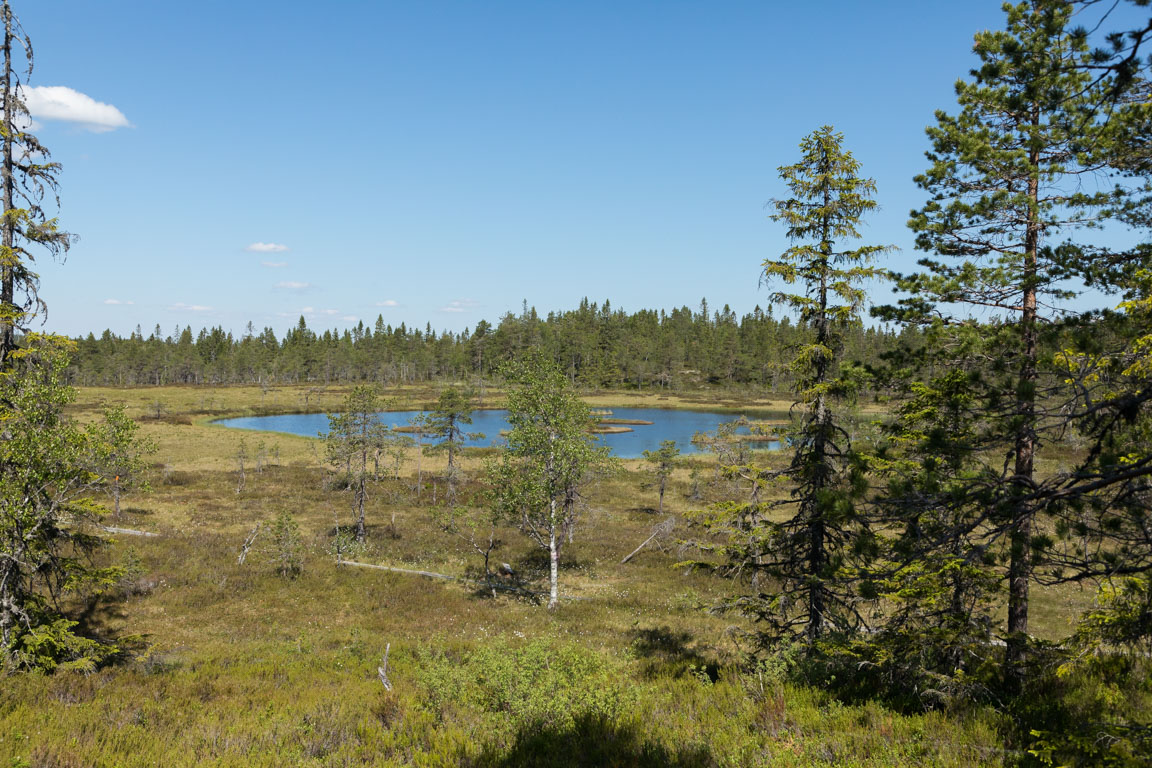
876;0;1152;690
0;336;122;671
325;386;390;541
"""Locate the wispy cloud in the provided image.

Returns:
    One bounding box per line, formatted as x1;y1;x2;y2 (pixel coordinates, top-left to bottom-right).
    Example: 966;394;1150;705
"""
342;315;358;323
103;298;134;305
301;307;341;316
170;302;213;312
246;242;289;253
376;299;399;307
276;281;310;290
439;298;479;313
261;260;288;268
22;85;131;132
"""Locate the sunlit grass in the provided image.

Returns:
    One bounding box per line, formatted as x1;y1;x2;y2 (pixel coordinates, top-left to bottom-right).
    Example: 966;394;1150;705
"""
0;384;1041;766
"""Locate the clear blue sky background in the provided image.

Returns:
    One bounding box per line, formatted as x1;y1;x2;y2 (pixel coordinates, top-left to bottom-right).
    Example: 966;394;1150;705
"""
14;0;1140;338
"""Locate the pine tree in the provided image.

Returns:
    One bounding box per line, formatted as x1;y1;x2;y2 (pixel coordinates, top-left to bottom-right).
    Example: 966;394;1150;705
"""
325;386;389;541
425;385;482;478
881;0;1152;688
642;440;680;514
86;403;156;519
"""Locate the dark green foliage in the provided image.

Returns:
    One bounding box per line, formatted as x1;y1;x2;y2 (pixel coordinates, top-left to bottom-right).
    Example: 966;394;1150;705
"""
425;385;482;476
0;336;123;671
65;301;910;392
0;1;74;366
1020;579;1152;766
642;440;680;514
325;386;390;541
874;0;1152;692
687;126;889;649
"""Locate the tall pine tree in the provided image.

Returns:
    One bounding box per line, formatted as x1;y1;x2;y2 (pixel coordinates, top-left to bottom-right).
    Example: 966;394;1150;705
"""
882;0;1152;688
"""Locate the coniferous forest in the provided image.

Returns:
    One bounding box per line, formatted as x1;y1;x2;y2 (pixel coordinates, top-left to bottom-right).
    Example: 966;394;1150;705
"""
67;302;911;390
3;1;1152;766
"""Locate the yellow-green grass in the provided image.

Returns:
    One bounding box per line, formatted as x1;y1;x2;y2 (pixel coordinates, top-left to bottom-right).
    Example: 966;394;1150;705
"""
1;384;1077;766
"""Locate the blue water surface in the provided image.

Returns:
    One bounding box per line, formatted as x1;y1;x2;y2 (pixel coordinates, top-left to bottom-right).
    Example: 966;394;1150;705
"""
213;407;779;459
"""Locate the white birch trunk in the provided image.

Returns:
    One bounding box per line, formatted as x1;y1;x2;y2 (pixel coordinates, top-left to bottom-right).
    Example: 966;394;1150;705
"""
548;500;559;610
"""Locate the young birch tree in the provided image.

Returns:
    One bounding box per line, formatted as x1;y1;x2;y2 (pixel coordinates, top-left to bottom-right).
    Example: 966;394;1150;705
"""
488;354;609;609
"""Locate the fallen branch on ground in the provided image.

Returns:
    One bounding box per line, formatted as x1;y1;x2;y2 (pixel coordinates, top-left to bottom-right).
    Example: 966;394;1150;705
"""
238;523;262;565
100;526;160;538
336;559;589;601
378;643;392;690
620;517;675;564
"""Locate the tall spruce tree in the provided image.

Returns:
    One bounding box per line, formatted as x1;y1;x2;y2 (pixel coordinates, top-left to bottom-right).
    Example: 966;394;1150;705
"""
0;2;135;672
689;126;889;646
881;0;1152;689
761;126;889;644
0;0;72;366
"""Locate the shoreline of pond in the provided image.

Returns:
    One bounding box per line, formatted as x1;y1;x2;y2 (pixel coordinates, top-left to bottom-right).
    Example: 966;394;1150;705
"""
211;406;782;459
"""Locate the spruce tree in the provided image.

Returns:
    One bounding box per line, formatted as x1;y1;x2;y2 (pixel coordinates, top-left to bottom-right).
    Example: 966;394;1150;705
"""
0;0;72;365
689;126;889;646
762;126;889;643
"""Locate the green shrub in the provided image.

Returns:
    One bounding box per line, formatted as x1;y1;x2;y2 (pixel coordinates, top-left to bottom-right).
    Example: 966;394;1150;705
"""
418;638;634;735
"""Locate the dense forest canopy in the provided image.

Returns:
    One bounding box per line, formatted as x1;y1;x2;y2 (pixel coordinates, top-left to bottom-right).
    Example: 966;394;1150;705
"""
66;299;915;390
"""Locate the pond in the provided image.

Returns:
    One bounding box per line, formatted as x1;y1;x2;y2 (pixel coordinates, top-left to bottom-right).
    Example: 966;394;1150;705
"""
213;407;781;459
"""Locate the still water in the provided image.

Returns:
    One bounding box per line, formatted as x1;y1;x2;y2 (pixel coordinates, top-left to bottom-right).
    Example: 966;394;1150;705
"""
213;407;780;459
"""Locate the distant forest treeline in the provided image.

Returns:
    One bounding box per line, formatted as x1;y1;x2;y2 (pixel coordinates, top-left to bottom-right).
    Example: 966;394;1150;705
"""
67;299;915;389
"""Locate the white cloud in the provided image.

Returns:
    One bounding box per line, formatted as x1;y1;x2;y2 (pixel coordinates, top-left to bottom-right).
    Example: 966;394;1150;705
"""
300;306;340;316
245;242;289;253
103;298;134;305
170;302;212;312
376;299;399;307
22;86;131;133
276;281;310;290
261;260;287;268
342;315;358;323
439;298;479;313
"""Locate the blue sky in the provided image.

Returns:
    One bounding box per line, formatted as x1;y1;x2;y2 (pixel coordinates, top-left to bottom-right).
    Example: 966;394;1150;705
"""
14;0;1141;338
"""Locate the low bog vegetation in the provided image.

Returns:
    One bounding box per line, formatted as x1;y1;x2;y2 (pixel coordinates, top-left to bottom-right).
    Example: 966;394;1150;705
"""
0;384;1022;767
